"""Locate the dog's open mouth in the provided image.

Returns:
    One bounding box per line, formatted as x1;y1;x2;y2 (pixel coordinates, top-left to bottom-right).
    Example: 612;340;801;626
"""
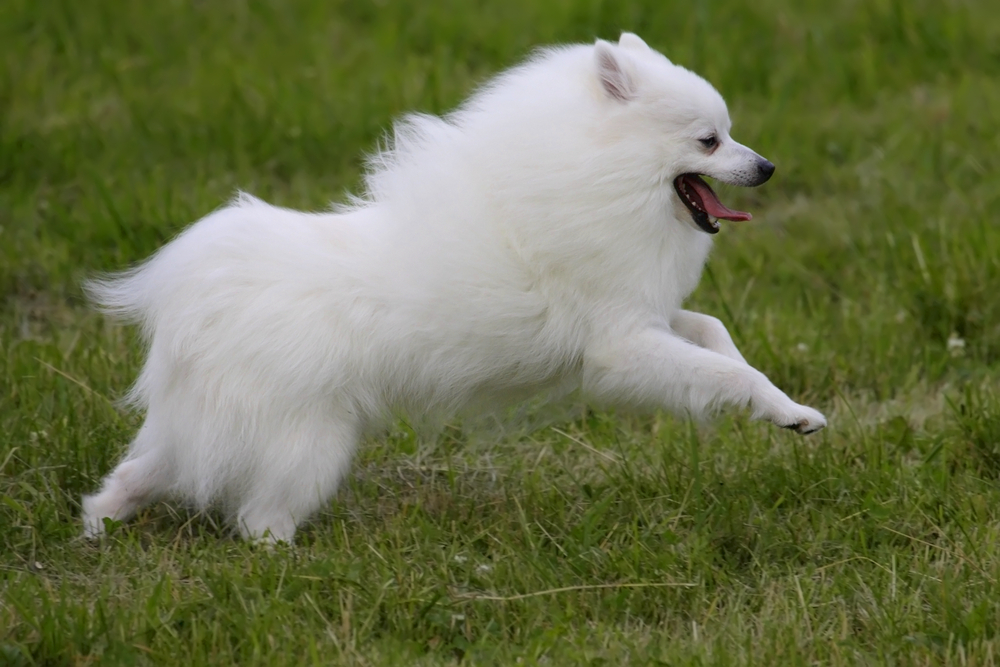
673;174;752;234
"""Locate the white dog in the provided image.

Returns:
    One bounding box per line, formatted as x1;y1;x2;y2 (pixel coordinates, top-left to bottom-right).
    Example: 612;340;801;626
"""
82;33;826;543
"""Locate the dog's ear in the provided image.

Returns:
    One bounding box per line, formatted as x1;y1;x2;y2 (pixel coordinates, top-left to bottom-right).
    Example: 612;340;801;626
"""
618;33;650;52
594;40;636;103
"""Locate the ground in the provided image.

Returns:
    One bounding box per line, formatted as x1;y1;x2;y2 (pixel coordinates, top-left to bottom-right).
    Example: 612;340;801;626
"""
2;0;1000;664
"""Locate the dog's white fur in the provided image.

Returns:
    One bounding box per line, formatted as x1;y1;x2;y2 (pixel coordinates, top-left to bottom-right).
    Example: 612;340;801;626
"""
82;34;826;542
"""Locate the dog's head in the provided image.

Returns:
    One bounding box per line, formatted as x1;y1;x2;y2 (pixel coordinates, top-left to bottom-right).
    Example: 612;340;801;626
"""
593;33;774;234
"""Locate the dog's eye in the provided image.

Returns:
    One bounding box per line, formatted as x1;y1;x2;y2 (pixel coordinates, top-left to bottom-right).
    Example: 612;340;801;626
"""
699;135;718;149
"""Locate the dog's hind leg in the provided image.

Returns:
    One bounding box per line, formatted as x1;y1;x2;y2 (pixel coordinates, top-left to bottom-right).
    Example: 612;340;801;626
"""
235;407;361;543
82;425;175;538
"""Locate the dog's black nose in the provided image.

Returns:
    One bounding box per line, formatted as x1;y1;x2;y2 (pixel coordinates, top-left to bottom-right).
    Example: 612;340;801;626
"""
757;158;775;181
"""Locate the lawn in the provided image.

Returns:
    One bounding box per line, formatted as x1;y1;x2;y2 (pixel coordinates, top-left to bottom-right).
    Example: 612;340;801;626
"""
3;0;1000;664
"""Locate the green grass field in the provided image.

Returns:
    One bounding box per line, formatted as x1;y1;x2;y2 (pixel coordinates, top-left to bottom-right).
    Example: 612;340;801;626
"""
3;0;1000;663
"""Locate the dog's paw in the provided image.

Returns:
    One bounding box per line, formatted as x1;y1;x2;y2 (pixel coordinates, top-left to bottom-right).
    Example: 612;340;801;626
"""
776;405;827;435
752;384;827;435
81;496;106;539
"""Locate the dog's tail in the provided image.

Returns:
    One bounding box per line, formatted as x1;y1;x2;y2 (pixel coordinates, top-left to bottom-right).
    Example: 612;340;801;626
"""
86;192;261;332
85;266;148;323
84;262;166;409
84;249;171;344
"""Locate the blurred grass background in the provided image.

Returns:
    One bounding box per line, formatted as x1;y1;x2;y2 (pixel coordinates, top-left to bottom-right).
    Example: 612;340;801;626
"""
2;0;1000;664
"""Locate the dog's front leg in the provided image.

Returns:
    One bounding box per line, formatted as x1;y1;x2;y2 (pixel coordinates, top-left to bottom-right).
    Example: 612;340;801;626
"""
584;327;826;434
670;310;748;364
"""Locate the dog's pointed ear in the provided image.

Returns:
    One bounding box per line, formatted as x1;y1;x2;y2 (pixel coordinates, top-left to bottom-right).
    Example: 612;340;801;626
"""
594;40;636;103
618;33;650;52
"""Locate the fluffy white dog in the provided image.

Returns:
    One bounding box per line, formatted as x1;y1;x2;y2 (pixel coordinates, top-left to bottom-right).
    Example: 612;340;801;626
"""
82;33;826;542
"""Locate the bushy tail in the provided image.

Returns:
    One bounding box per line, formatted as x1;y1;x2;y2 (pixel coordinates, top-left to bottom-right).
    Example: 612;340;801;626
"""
84;262;158;336
85;192;259;330
85;258;171;410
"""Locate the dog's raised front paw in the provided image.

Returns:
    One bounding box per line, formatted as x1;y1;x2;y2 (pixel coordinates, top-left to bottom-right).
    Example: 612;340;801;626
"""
776;405;827;435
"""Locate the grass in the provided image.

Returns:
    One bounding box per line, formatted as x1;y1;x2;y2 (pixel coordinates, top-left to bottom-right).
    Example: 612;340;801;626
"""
3;0;1000;663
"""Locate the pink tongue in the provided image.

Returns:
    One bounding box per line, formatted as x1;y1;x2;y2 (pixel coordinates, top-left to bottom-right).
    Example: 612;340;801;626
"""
687;176;753;221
